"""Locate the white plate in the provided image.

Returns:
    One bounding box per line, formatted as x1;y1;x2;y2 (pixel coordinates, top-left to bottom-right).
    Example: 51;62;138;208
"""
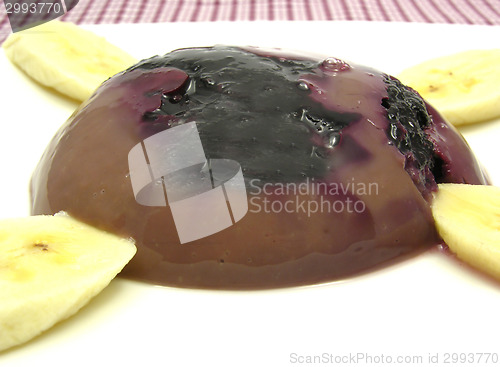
1;21;500;367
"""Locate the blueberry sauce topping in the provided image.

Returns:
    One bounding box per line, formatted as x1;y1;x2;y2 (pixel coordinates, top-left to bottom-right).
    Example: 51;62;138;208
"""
127;46;362;182
381;76;437;197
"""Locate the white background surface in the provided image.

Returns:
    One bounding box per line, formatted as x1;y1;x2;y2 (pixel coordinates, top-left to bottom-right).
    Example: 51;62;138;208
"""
0;21;500;367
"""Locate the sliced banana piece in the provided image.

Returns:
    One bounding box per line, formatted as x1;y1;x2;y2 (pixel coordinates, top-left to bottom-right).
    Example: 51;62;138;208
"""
2;20;137;102
0;213;136;352
398;49;500;126
431;183;500;280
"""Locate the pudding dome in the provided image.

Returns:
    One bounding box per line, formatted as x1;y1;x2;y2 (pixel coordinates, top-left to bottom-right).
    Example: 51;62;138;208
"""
30;46;488;289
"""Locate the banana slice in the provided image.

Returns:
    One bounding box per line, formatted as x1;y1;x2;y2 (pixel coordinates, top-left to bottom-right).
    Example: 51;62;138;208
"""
0;212;136;352
2;20;137;102
431;183;500;280
398;49;500;126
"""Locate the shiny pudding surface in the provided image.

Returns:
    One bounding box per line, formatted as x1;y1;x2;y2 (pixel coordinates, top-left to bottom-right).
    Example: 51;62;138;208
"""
30;46;488;289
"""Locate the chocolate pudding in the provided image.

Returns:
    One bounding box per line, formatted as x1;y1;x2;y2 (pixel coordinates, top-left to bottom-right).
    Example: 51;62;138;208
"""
30;46;488;289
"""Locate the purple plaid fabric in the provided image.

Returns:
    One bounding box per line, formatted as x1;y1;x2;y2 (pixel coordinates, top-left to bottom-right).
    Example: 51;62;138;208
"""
1;0;500;44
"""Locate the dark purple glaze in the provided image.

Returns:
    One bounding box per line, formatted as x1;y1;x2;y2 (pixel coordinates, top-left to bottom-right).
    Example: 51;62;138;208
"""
30;46;488;289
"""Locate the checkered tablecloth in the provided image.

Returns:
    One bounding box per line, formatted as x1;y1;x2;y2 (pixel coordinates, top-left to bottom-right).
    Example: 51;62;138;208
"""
1;0;500;44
